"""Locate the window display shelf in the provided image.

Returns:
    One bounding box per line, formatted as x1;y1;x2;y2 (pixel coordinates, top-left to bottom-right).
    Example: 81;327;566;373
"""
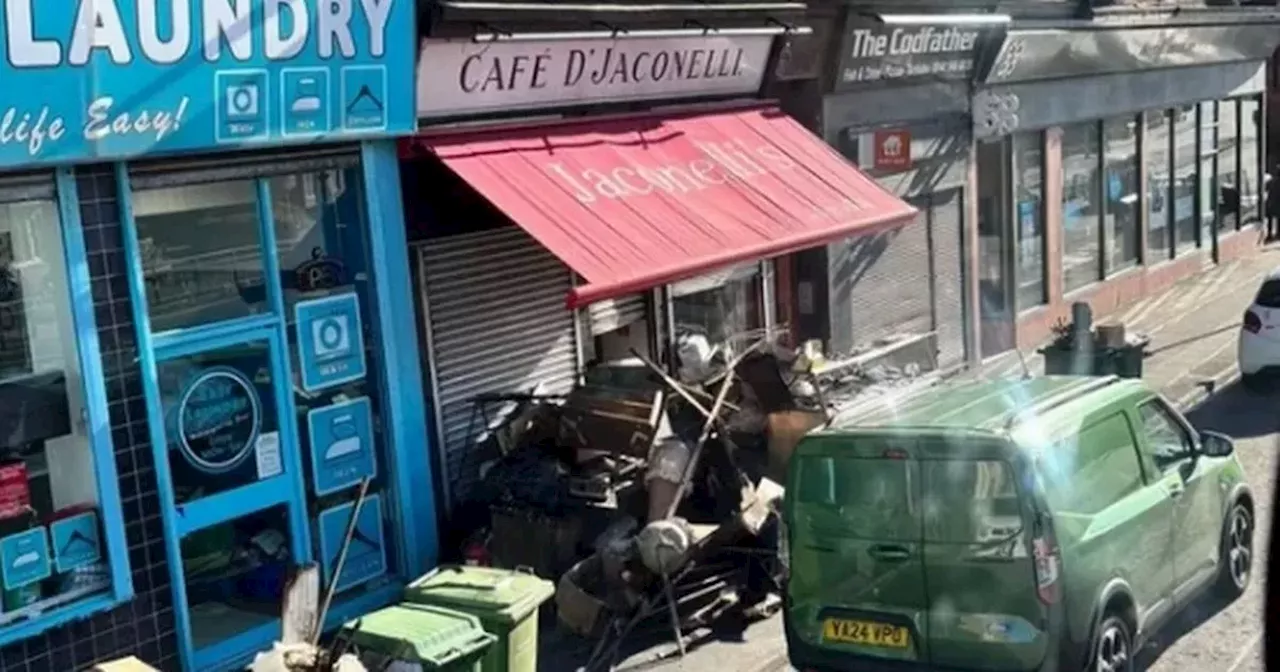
0;578;110;627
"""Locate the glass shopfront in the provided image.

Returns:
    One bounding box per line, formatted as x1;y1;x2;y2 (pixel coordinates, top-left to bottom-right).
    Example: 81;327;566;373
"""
1146;97;1265;261
1061;122;1103;293
120;151;427;671
0;178;130;646
1013;132;1047;311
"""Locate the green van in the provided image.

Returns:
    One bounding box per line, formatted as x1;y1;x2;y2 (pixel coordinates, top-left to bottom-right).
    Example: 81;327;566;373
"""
783;375;1254;672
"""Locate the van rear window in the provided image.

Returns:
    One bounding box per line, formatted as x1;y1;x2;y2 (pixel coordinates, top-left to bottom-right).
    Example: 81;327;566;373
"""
921;460;1023;544
793;456;918;541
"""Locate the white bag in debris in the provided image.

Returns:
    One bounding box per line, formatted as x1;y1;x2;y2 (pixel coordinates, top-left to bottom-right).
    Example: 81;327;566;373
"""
676;333;715;383
646;438;690;485
247;642;367;672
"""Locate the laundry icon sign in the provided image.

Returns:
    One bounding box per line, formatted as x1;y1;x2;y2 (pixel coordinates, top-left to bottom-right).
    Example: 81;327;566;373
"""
324;413;362;460
307;396;376;496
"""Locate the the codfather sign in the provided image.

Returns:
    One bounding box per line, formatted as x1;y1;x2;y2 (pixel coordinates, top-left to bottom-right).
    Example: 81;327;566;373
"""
836;21;984;89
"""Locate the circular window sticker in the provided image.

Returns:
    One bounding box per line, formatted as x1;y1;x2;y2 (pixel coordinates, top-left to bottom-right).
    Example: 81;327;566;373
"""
176;367;262;474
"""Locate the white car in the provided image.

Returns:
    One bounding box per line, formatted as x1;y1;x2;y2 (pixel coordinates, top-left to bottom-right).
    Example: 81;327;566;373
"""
1238;268;1280;388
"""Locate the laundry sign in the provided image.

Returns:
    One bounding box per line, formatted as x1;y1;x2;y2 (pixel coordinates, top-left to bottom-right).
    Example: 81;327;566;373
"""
416;35;773;119
0;0;417;169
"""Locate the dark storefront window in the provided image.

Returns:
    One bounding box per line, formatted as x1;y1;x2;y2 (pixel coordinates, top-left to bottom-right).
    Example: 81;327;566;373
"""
1103;116;1141;272
1172;107;1199;254
1013;132;1046;310
670;262;764;364
1218;100;1240;232
1146;111;1173;262
1062;122;1102;293
1240;97;1264;225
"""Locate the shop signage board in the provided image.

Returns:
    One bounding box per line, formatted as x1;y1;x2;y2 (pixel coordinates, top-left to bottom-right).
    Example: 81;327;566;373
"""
318;494;387;592
173;367;263;474
0;0;417;169
983;24;1280;85
416;34;774;119
834;20;984;90
295;293;367;392
873;129;911;170
307;396;377;496
51;510;102;573
0;527;51;589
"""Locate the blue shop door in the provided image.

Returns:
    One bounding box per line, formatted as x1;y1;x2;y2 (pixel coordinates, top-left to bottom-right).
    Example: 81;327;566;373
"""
122;164;403;671
121;174;314;671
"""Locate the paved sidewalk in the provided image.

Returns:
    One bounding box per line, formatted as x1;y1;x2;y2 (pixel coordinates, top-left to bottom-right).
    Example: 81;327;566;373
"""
976;245;1280;409
551;245;1280;672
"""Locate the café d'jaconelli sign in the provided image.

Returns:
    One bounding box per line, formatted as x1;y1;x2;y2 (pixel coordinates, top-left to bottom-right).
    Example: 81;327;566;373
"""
0;0;417;169
835;21;984;89
416;35;773;119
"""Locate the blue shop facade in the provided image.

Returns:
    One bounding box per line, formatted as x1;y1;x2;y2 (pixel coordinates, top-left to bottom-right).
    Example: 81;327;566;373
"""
0;2;437;671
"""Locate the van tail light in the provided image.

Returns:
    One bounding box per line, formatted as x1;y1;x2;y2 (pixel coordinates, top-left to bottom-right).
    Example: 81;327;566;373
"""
1033;536;1061;605
1244;310;1263;334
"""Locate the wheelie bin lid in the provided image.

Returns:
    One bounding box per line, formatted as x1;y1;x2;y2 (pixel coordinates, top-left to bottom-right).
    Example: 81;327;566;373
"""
405;565;555;625
343;603;496;669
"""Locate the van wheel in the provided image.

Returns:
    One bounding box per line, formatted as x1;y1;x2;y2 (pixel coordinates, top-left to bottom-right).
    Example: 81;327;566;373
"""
1091;615;1134;672
1216;502;1253;598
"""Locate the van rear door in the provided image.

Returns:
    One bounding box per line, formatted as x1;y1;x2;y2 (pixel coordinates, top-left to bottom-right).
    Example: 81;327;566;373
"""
786;435;929;664
920;450;1051;671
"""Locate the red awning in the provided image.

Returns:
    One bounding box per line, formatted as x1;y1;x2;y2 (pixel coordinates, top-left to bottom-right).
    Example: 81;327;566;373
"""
412;105;917;308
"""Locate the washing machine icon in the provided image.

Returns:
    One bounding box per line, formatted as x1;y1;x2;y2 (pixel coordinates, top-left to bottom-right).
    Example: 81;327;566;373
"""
312;315;351;359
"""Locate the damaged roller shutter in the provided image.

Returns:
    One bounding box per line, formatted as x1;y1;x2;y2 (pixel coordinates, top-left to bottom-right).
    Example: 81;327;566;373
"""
416;226;578;506
587;294;647;336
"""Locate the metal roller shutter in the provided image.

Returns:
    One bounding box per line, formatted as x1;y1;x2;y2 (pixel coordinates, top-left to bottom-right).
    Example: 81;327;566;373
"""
930;189;967;370
828;212;934;356
587;294;646;335
416;226;578;506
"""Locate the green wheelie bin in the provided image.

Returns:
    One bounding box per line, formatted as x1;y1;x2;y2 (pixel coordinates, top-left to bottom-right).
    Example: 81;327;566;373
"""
405;566;554;672
343;603;496;672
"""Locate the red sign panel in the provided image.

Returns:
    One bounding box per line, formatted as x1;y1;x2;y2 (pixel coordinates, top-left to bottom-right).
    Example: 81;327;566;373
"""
874;129;912;171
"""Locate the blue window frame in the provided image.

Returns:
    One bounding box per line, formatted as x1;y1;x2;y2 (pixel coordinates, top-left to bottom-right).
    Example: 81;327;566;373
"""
115;141;435;672
0;168;133;647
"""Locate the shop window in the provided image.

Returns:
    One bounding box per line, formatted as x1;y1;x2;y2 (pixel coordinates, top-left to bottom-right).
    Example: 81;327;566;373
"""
271;168;400;606
0;197;125;638
131;180;265;333
1240;97;1263;225
1199;101;1218;247
1012;132;1046;310
1218;100;1241;232
670;262;763;376
1103;117;1140;272
1061;122;1103;293
1146;110;1174;261
1172;107;1199;254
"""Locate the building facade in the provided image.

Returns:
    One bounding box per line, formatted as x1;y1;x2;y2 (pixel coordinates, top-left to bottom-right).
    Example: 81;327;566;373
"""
402;0;925;520
0;3;436;671
970;6;1279;352
773;0;1280;365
